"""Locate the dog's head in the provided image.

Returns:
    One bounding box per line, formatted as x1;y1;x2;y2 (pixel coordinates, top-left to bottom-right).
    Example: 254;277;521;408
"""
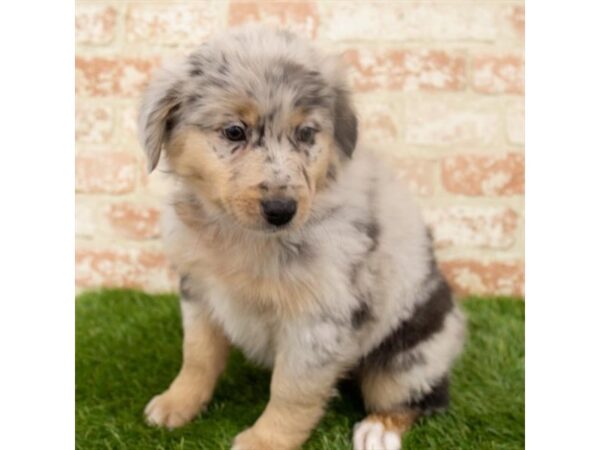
139;26;357;232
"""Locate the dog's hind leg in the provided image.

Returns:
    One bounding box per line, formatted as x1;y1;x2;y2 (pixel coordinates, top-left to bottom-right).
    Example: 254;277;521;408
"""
354;310;464;449
354;370;451;450
144;275;230;429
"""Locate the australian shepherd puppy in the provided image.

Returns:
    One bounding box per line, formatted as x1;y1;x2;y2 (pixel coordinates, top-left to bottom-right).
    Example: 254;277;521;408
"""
138;26;465;450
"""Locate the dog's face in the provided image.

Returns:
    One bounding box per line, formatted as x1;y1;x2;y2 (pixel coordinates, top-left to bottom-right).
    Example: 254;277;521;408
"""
139;27;357;232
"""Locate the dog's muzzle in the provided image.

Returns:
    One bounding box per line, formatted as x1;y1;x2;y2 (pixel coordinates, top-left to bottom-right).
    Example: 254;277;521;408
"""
260;198;297;227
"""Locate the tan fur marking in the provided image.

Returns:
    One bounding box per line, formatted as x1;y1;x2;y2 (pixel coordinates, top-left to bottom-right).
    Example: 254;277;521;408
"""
168;130;231;206
313;136;339;191
234;360;338;450
361;367;413;412
145;311;230;428
237;102;259;127
365;411;419;434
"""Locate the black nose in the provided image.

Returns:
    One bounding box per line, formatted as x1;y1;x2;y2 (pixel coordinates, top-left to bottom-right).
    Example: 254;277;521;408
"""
261;199;297;227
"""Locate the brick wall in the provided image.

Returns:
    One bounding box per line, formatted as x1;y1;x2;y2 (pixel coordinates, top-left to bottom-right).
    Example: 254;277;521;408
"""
75;0;525;297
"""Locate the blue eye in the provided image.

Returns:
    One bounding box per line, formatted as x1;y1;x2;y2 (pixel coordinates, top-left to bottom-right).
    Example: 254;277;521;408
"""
223;125;246;142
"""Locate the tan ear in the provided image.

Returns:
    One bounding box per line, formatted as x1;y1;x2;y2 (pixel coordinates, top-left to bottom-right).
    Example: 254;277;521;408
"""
138;61;185;172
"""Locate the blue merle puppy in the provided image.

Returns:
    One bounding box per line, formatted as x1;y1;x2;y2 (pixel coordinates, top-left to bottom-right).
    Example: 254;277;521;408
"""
138;25;465;450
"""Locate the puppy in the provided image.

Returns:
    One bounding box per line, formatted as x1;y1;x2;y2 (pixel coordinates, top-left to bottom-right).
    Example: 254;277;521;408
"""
138;26;465;450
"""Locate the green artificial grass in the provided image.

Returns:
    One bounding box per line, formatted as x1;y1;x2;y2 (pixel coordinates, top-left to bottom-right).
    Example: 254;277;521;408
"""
76;290;524;450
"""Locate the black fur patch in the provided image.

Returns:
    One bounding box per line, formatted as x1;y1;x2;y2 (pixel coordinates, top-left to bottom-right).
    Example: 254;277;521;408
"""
164;103;181;137
362;279;454;369
190;67;203;77
366;223;380;251
351;300;374;329
408;376;450;415
255;122;266;148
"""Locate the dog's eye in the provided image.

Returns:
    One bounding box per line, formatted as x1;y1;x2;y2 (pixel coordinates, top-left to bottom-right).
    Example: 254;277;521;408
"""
297;126;317;144
223;125;246;142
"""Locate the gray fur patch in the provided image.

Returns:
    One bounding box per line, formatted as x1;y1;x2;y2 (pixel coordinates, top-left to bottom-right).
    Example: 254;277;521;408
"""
395;350;426;372
326;163;338;182
353;220;380;253
142;85;183;172
179;274;193;300
333;88;358;158
278;238;314;264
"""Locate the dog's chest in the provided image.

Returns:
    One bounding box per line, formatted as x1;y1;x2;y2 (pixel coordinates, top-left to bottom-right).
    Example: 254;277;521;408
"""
207;288;278;367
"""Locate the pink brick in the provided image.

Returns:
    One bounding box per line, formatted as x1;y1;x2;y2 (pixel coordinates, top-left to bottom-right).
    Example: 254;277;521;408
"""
75;56;160;97
106;202;162;240
228;1;319;39
76;245;177;292
424;206;519;249
442;153;524;196
440;259;524;297
506;99;525;145
499;4;525;41
75;103;113;143
344;48;466;92
76;152;140;194
358;102;400;145
405;98;501;146
125;4;220;45
472;54;525;95
75;5;117;45
119;103;139;143
322;3;498;42
75;197;100;238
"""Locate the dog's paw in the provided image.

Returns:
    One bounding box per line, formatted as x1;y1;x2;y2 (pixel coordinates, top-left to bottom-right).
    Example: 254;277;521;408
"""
353;420;402;450
232;427;277;450
144;388;205;429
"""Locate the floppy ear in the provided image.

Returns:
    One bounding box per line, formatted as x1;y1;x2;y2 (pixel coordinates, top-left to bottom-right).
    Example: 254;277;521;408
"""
333;87;358;158
322;54;358;158
138;63;185;172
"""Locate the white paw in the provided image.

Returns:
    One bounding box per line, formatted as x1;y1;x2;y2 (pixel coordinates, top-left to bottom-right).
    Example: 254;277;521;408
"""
353;420;401;450
144;389;203;429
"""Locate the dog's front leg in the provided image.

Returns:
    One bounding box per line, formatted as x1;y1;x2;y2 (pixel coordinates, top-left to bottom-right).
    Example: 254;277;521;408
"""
233;324;352;450
145;287;230;429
